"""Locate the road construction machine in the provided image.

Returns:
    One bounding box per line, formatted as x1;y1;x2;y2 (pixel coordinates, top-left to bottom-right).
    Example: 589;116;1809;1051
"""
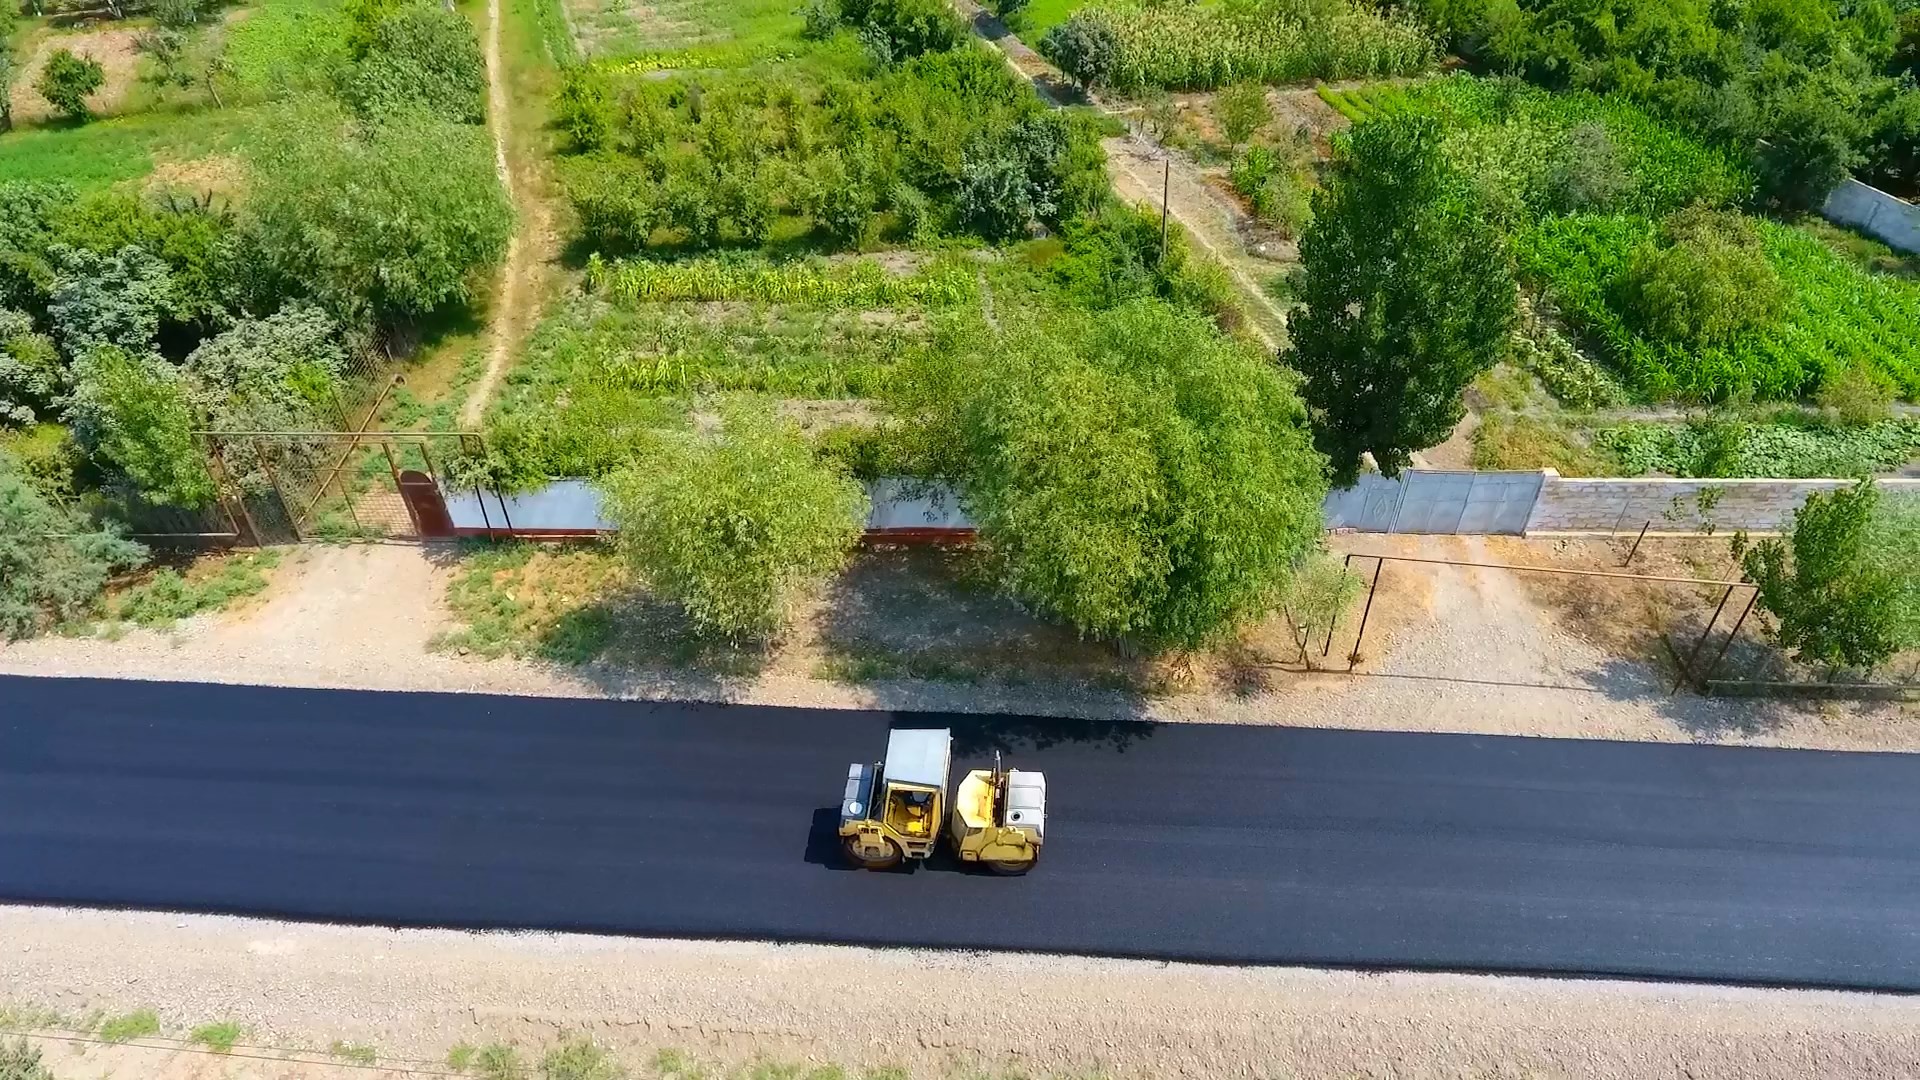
838;728;1046;874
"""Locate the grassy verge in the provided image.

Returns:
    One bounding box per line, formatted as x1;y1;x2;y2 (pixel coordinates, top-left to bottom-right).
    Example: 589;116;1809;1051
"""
97;549;283;628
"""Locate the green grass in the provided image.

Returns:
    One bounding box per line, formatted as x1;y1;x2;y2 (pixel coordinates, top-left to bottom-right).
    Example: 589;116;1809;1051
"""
433;541;628;661
1007;0;1086;39
96;1009;159;1044
188;1021;243;1053
567;0;803;61
330;1040;378;1066
105;549;282;627
220;0;352;99
0;106;262;191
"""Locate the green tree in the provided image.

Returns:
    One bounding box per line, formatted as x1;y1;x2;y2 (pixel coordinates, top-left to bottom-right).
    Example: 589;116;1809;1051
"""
1042;13;1118;91
1;453;147;640
600;408;869;640
1738;480;1904;673
341;3;488;125
1287;114;1515;484
36;49;106;121
66;346;216;507
246;101;514;324
1213;82;1271;151
889;300;1327;650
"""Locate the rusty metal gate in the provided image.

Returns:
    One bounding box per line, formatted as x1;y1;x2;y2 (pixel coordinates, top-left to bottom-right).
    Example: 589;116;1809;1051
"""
197;430;478;544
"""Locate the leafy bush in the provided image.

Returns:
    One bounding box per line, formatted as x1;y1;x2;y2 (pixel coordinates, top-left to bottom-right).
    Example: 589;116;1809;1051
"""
1519;213;1920;402
600;408;868;640
1047;203;1244;324
1213;81;1271;149
1870;492;1920;651
341;3;488;124
888;300;1327;649
0;309;63;426
37;49;106;121
1816;364;1898;427
1228;138;1314;235
1620;208;1786;350
48;244;175;358
246;101;514;323
1046;0;1436;92
185;304;350;490
66;346;216;507
1;452;147;640
832;0;966;60
0;1037;55;1080
1738;480;1905;673
1288;113;1516;483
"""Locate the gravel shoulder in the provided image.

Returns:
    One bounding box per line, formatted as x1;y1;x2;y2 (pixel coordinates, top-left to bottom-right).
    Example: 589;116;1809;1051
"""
5;906;1920;1080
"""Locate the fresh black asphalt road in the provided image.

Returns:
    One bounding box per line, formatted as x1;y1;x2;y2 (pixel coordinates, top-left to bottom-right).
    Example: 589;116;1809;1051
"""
3;674;1919;991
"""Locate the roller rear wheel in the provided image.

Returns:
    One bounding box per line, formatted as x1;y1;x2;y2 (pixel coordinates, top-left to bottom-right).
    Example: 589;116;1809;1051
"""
844;836;903;870
985;854;1036;876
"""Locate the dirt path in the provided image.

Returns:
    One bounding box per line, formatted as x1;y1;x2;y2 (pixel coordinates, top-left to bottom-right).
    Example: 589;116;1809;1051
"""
6;907;1920;1080
459;0;535;427
953;0;1292;347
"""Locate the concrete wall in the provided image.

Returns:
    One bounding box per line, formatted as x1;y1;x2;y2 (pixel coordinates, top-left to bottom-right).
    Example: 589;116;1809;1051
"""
1524;473;1920;534
1821;179;1920;255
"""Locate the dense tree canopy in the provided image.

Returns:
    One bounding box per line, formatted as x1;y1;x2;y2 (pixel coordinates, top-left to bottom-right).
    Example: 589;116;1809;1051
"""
1411;0;1920;202
889;299;1328;649
246;102;514;324
1288;114;1516;483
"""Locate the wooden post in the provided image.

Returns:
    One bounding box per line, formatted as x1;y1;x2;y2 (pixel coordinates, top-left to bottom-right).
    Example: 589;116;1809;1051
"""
1674;584;1736;693
1347;557;1384;673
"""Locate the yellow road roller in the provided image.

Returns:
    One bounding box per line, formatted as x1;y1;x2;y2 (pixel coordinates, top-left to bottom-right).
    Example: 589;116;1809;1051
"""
838;728;1046;874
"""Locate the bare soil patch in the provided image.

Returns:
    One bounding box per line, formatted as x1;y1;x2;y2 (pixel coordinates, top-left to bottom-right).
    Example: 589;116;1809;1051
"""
9;26;144;124
142;152;248;201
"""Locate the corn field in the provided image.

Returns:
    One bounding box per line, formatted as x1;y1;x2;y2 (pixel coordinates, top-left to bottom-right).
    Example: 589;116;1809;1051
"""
586;255;977;308
1085;1;1436;92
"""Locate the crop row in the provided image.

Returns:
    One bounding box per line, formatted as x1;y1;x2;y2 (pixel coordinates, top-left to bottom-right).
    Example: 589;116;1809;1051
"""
585;254;978;308
1077;2;1435;92
1316;82;1409;123
1519;215;1920;403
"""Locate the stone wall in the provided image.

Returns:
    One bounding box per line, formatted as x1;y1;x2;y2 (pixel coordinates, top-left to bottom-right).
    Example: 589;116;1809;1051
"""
1524;473;1920;534
1821;179;1920;254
